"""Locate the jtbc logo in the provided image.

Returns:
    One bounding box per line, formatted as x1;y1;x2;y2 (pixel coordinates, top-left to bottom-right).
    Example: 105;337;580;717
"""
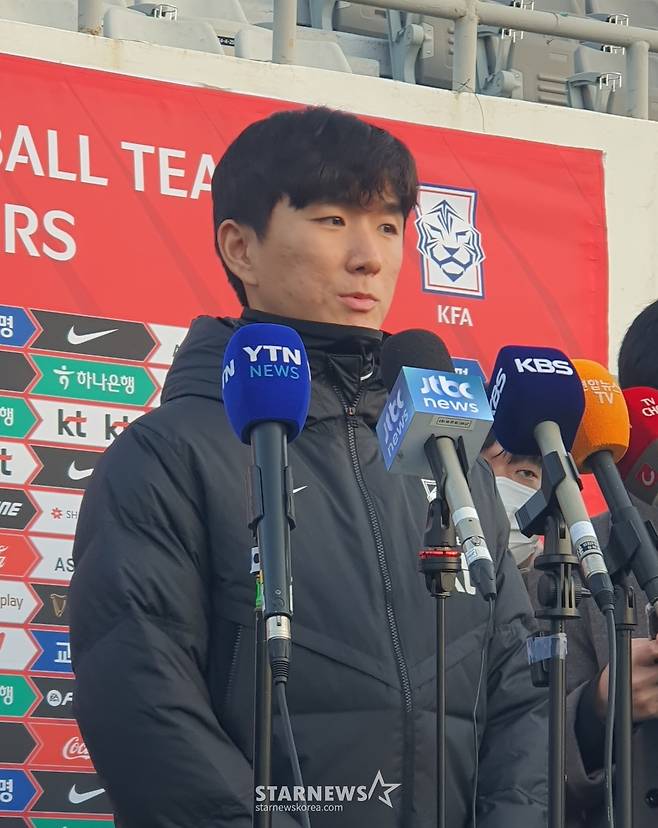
384;390;404;435
63;736;89;761
420;374;474;399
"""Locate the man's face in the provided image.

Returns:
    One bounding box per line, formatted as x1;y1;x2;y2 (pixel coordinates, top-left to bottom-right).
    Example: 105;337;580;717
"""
481;441;542;491
219;194;405;329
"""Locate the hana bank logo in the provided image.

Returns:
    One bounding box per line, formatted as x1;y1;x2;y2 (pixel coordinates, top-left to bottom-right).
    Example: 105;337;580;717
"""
415;184;485;299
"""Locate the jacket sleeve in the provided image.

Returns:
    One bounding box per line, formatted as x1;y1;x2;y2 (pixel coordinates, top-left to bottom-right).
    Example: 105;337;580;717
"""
476;485;549;827
69;421;298;828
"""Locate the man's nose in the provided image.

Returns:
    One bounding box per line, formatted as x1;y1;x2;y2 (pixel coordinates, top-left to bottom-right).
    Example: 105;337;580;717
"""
345;230;383;276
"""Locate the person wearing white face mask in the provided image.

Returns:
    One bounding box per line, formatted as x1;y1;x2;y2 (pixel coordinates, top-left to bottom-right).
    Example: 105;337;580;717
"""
481;433;543;571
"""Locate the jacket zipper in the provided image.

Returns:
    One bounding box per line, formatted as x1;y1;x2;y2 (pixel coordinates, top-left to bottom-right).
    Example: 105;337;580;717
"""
223;625;242;710
334;386;415;824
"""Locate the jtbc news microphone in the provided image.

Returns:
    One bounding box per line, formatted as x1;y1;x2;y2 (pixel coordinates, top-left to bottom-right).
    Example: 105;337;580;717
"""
222;323;311;678
617;387;658;508
488;346;615;614
571;362;658;614
376;329;496;600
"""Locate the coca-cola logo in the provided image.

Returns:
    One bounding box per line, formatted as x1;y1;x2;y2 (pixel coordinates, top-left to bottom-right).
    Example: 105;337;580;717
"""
63;735;89;761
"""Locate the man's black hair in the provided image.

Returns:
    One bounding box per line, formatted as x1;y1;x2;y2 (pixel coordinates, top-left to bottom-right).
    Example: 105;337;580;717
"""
211;106;419;306
482;429;541;467
618;299;658;390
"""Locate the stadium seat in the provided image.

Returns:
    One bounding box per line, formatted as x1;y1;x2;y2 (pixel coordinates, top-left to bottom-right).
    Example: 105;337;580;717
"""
130;0;248;25
474;0;584;104
586;0;658;28
568;42;658;118
234;23;353;71
0;0;78;30
104;5;225;51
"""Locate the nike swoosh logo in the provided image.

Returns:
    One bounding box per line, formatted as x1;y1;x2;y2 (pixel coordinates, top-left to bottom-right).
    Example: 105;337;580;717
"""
68;785;105;804
67;326;118;345
68;462;93;480
292;486;307;494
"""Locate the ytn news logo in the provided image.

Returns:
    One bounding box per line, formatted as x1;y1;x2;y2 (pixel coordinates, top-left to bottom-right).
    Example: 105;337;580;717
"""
223;345;304;388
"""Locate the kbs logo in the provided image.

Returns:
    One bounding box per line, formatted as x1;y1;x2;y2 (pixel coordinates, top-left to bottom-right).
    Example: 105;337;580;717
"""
513;358;573;375
243;345;303;380
489;368;506;413
415;185;485;299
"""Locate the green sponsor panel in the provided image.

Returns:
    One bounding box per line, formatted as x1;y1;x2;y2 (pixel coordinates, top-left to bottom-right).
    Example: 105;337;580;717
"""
0;674;37;716
31;355;156;406
32;821;115;828
0;395;37;438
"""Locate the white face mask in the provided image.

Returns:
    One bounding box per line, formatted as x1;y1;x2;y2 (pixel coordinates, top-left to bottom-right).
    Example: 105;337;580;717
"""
495;476;544;568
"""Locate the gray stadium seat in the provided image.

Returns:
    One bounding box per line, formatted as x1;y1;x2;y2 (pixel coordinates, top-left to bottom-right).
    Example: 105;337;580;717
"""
130;0;248;24
0;0;77;30
104;5;225;51
586;0;658;28
235;23;353;70
567;43;658;118
475;0;584;104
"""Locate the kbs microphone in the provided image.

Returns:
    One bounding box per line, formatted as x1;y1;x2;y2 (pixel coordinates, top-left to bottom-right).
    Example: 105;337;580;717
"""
377;329;496;600
571;363;658;614
617;387;658;507
222;323;311;678
489;346;614;613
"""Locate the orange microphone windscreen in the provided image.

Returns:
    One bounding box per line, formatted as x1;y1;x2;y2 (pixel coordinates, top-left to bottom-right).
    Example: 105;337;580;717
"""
571;359;630;472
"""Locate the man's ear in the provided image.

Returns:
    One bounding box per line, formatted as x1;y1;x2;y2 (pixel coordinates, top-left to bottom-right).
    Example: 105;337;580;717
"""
217;220;260;288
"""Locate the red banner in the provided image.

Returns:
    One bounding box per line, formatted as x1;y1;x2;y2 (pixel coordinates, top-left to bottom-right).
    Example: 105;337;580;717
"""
0;53;608;821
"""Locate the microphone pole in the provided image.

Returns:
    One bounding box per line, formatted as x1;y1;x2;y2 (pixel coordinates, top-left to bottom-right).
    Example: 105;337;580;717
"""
419;439;462;828
518;454;584;828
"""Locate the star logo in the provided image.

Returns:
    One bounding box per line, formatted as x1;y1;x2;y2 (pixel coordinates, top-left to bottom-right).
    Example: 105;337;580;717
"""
51;508;63;520
367;769;401;808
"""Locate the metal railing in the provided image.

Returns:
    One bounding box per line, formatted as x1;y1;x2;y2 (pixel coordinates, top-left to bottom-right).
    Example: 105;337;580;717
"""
272;0;658;118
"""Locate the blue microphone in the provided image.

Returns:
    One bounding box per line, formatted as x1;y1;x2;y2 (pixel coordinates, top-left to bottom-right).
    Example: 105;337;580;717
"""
378;330;497;600
222;323;311;680
488;345;614;612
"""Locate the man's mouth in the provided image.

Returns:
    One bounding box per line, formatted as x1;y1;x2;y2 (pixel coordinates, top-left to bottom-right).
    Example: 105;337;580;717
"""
338;293;378;313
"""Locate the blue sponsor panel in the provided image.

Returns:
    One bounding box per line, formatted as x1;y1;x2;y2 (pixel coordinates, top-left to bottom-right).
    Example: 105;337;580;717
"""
0;769;36;811
0;308;36;349
452;358;487;385
31;631;73;675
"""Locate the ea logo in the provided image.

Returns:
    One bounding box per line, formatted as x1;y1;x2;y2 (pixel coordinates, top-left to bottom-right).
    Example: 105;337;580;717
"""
489;369;506;412
420;374;474;399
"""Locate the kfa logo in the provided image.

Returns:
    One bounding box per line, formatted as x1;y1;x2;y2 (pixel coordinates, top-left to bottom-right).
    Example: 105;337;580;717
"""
419;374;474;399
514;358;573;376
244;345;302;380
415;185;485;299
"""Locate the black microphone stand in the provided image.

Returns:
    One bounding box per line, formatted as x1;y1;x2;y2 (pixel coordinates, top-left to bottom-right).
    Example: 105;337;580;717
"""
253;559;272;828
599;514;658;828
418;492;461;828
518;453;583;828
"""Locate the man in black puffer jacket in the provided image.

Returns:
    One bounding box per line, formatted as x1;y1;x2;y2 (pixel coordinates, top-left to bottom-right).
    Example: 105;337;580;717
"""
69;106;547;828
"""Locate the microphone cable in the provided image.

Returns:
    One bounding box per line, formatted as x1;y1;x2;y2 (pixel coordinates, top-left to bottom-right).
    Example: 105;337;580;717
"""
471;596;495;828
275;680;312;828
603;608;617;828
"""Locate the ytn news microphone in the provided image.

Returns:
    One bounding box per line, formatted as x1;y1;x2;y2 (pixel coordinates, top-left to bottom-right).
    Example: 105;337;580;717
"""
618;387;658;508
222;323;311;677
377;329;496;600
571;363;658;614
488;346;614;613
